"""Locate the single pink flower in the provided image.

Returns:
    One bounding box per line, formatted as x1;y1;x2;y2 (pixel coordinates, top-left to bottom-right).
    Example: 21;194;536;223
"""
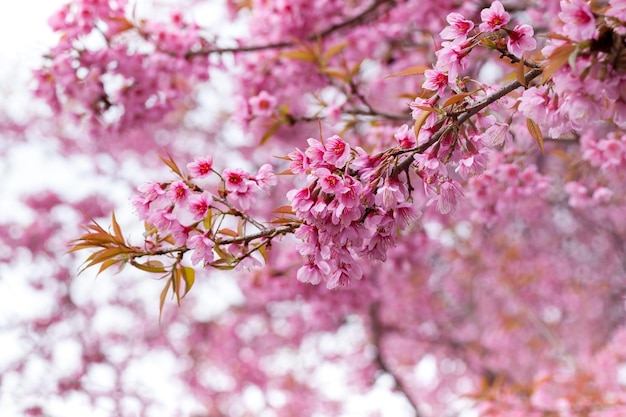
422;69;449;96
479;1;510;32
507;24;536;58
248;90;276;117
187;155;213;178
297;261;331;285
287;148;309;174
167;180;190;203
440;12;474;41
608;0;626;21
315;168;348;194
394;124;417;149
187;192;213;220
435;39;471;82
222;168;250;193
253;164;277;190
559;0;598;42
188;233;215;266
323;135;351;169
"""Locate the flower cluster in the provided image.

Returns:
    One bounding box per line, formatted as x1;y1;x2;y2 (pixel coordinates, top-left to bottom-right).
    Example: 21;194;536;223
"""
287;136;417;289
132;156;276;269
34;0;211;133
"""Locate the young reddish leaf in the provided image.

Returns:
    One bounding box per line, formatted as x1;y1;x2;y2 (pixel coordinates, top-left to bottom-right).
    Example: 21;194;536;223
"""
213;244;234;262
413;109;431;139
270;218;299;224
323;42;347;63
541;44;575;83
526;118;544;153
217;228;238;237
320;67;347;81
441;89;480;107
111;212;124;243
516;58;527;87
172;268;182;306
133;260;167;273
159;279;172;322
274;206;296;215
260;121;282;145
386;65;429;78
159;153;183;177
279;49;316;62
415;105;438;113
97;258;121;275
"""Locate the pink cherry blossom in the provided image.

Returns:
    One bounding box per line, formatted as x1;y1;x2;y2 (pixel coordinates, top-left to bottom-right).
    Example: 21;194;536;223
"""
167;180;190;203
507;24;536;58
222;168;250;193
188;233;215;265
187;192;213;220
440;12;474;41
422;69;449;95
187;155;214;178
248;90;277;117
323;135;351;168
559;0;598;42
479;1;510;32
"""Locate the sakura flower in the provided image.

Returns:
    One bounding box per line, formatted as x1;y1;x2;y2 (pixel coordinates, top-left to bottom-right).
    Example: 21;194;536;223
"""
483;123;512;146
394;124;417;149
507;24;536;58
592;187;614;204
315;168;349;194
422;69;449;96
435;39;471;82
287;186;315;213
558;0;598;42
323;135;351;168
297;261;331;285
518;86;550;124
287;148;309;174
429;179;463;214
455;152;487;179
413;150;446;176
375;178;408;210
253;164;277;190
248;90;276;117
479;1;510;32
608;0;626;21
167;180;190;203
187;155;213;178
235;255;263;272
187;192;213;220
304;138;326;168
223;168;250;193
188;233;215;266
137;182;166;204
440;12;474;41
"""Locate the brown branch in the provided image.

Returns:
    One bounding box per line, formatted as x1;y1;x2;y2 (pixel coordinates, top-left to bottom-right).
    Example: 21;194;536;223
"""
370;304;423;417
215;223;299;245
391;67;543;176
185;0;397;57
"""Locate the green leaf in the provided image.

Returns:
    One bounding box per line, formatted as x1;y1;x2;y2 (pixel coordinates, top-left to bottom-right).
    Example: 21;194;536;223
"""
203;210;213;231
181;266;195;297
